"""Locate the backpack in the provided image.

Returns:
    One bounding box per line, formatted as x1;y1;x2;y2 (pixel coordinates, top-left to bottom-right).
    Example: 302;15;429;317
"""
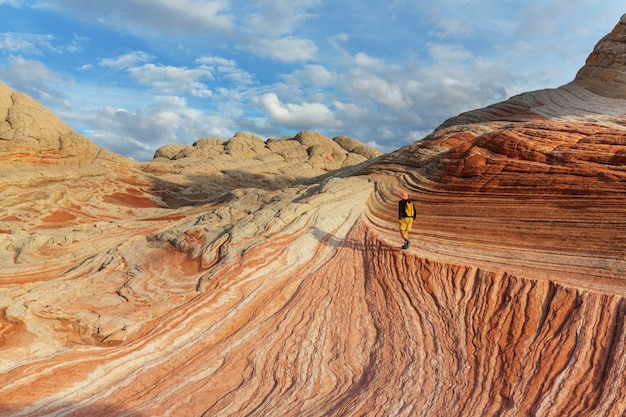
405;201;414;218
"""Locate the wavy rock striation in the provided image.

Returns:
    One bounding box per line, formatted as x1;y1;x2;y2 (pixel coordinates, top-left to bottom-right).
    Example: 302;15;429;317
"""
3;15;626;417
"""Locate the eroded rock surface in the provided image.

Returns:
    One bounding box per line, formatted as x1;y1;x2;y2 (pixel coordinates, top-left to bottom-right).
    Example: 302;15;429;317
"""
3;15;626;417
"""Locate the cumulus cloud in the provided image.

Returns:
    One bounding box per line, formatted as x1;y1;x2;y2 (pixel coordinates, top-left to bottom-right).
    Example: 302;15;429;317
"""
341;48;499;119
244;0;323;38
257;92;340;129
354;52;389;70
127;63;213;97
0;56;64;102
254;37;318;62
0;55;56;80
80;95;233;161
280;64;333;87
347;70;412;110
195;56;253;85
427;43;473;66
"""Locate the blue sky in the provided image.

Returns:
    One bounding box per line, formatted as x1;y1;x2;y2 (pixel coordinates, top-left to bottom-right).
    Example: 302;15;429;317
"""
0;1;623;161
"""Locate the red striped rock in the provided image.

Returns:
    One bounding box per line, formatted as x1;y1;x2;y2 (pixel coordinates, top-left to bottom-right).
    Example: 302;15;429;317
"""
3;15;626;417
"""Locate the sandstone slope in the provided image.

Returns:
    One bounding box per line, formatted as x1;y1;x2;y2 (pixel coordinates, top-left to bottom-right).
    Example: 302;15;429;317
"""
3;15;626;417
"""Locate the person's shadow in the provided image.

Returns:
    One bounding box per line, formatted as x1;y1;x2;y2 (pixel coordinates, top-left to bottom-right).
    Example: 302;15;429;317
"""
311;227;399;253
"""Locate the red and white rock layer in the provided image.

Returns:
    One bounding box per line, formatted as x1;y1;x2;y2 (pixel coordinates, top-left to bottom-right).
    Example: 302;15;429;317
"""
3;15;626;417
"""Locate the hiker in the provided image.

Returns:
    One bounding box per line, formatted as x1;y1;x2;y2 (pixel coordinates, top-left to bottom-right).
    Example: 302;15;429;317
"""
398;192;416;250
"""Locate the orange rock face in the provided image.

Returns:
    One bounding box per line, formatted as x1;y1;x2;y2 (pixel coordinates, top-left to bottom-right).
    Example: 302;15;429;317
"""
4;16;626;417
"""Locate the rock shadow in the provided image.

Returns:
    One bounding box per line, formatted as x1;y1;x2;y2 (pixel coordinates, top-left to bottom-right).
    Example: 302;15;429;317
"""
145;158;379;209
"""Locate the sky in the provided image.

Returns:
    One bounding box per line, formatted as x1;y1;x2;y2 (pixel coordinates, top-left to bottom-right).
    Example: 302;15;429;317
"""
0;1;624;161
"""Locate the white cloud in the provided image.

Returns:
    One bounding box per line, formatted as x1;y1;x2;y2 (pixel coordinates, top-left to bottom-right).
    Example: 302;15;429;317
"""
257;92;340;129
153;0;235;32
354;52;389;71
99;51;153;69
332;101;367;121
244;0;323;38
429;18;473;39
79;95;233;160
347;70;412;110
195;56;236;69
0;56;64;103
0;32;55;54
195;56;254;85
0;31;88;55
128;63;213;97
427;43;473;67
281;64;333;87
64;34;88;53
50;0;235;35
254;37;318;62
2;55;56;79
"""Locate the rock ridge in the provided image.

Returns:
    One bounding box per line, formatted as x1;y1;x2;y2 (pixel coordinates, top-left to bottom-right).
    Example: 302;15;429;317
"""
574;13;626;98
148;130;381;180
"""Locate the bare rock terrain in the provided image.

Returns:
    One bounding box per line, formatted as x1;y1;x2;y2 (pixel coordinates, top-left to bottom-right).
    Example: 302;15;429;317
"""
3;15;626;417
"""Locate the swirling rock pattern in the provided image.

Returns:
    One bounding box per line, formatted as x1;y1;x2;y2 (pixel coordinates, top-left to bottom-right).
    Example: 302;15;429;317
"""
3;15;626;417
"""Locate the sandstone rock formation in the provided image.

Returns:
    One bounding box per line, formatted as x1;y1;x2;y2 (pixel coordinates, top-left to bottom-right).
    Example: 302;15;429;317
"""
3;15;626;417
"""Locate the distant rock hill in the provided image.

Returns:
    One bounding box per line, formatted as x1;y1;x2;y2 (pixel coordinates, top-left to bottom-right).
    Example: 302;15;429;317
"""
3;14;626;417
145;130;382;207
